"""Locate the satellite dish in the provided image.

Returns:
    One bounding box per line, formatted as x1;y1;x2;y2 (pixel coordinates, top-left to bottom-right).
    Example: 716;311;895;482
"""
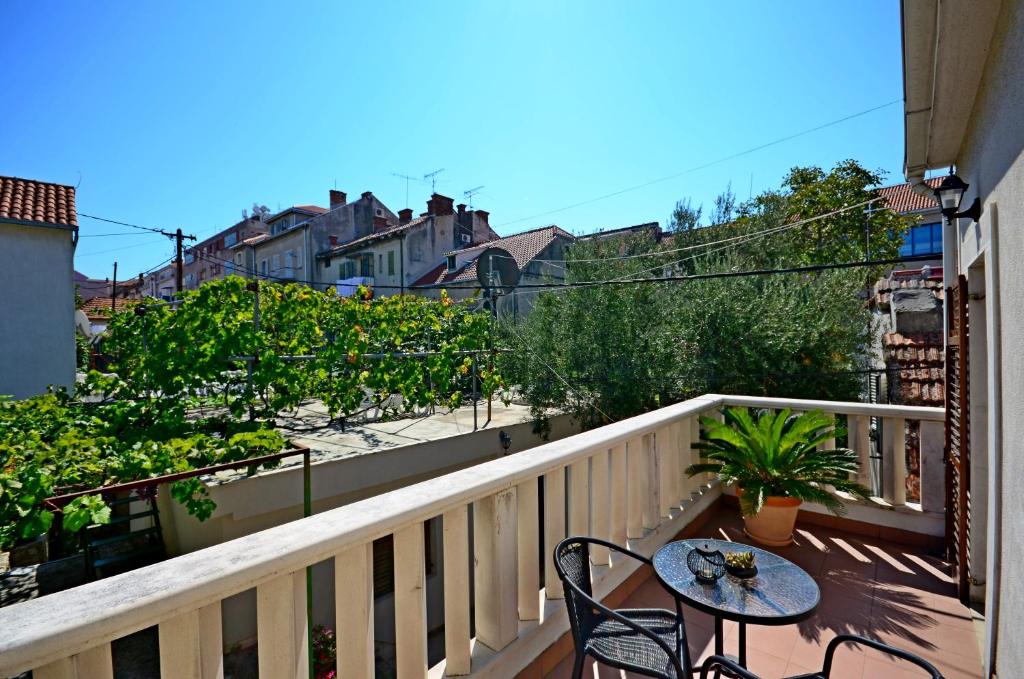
476;247;519;295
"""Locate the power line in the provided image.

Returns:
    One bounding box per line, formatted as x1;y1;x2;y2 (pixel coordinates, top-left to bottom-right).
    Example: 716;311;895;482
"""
78;212;168;235
494;99;902;228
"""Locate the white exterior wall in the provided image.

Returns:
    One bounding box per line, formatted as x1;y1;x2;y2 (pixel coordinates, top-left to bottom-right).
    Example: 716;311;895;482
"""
0;222;76;398
952;0;1024;672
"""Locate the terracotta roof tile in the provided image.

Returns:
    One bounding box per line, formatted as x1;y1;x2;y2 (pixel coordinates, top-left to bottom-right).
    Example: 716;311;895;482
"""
876;177;942;214
0;175;77;227
320;216;430;257
414;225;574;286
882;332;945;407
78;296;139;319
870;272;944;310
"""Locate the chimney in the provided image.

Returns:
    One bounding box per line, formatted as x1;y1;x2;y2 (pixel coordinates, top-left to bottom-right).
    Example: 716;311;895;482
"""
330;190;347;208
398;208;413;224
329;235;339;246
457;203;467;215
427;193;455;216
361;191;373;200
373;215;389;231
474;210;490;227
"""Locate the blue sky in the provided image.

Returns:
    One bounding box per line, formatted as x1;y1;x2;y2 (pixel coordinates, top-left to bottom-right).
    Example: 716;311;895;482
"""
1;1;906;279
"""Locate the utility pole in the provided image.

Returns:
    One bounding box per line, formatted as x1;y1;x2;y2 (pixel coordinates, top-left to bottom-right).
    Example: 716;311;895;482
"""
111;261;118;313
173;228;196;294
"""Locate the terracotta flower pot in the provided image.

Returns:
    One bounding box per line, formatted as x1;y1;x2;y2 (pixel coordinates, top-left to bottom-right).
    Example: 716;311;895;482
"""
737;489;801;547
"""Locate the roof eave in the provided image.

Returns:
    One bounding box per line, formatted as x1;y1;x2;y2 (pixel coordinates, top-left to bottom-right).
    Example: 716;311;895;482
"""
901;0;1002;179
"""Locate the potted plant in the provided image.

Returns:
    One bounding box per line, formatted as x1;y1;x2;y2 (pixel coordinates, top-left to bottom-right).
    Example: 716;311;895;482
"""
686;407;872;546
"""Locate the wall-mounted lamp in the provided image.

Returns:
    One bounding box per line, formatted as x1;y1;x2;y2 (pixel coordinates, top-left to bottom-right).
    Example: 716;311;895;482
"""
933;170;982;222
499;430;512;453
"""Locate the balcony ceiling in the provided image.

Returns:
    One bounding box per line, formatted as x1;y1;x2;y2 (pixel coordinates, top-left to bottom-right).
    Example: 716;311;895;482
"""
902;0;1002;178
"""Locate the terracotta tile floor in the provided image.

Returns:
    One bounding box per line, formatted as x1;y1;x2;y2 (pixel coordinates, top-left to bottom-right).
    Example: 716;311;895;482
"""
547;512;983;678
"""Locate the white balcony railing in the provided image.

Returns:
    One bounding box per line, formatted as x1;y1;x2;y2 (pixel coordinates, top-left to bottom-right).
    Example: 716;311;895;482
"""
0;395;943;679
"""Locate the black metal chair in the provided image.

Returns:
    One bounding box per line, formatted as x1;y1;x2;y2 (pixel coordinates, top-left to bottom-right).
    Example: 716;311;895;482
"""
699;634;944;678
554;537;694;678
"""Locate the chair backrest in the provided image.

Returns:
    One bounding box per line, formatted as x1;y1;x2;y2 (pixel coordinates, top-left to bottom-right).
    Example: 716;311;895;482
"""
554;537;597;642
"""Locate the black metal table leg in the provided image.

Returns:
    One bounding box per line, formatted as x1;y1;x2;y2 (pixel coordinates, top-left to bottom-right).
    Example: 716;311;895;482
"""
715;616;724;656
738;622;747;667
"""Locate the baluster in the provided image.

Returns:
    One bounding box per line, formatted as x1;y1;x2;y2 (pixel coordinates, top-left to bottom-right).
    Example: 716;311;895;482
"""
474;489;519;652
590;449;611;565
569;458;590;537
336;543;374;679
626;437;645;538
442;506;471;674
850;414;872;488
658;427;675;518
609;443;628;547
517;479;540;620
256;571;307;679
394;522;428;678
919;420;945;512
671;421;685;507
36;644;114;679
890;417;907;506
544;467;566;598
159;610;201;679
642;434;659;530
690;415;704;493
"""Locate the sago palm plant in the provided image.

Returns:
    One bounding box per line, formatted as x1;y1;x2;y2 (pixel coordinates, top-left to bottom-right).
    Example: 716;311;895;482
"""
685;407;872;517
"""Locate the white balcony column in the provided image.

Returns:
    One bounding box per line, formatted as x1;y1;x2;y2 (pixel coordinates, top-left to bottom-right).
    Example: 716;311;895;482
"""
156;604;223;679
394;522;428;679
919;420;945;512
849;414;872;487
818;413;837;451
474;489;519;652
690;415;704;492
590;449;611;564
335;543;374;679
516;479;541;620
626;437;646;538
442;507;471;674
569;458;590;538
888;417;907;506
658;427;675;518
256;571;307;679
544;467;566;598
609;443;628;546
642;433;659;530
36;645;114;679
677;416;693;498
671;421;686;506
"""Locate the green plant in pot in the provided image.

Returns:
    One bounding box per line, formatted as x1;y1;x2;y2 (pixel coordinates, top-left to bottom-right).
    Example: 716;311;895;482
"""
686;407;872;546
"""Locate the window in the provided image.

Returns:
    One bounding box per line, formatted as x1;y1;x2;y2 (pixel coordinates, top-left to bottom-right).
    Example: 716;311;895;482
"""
899;222;943;257
378;254;383;274
271;254;281;273
340;261;356;279
285;250;295;269
224;232;238;248
360;253;374;277
388;251;395;276
447;254;457;272
260;260;268;276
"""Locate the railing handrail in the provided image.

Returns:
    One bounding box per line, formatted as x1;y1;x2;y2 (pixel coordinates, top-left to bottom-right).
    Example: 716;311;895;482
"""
0;395;723;675
713;394;945;421
0;392;944;675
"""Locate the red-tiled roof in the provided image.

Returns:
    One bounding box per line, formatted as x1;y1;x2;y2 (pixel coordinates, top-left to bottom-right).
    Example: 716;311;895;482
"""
320;216;430;257
0;176;77;227
882;332;945;407
234;233;270;248
870;274;944;310
414;225;574;286
876;178;942;214
79;296;139;320
295;205;328;214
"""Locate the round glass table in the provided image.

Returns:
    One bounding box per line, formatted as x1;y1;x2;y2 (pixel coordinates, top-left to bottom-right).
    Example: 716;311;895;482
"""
653;538;819;669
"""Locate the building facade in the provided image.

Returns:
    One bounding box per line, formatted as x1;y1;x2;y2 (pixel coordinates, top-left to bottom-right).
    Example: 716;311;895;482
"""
183;217;268;289
316;193;497;296
0;176;78;398
903;1;1024;674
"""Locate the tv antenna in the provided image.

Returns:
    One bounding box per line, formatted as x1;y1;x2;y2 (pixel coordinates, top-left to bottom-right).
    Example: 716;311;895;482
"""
463;185;485;209
392;172;417;208
423;168;445;193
